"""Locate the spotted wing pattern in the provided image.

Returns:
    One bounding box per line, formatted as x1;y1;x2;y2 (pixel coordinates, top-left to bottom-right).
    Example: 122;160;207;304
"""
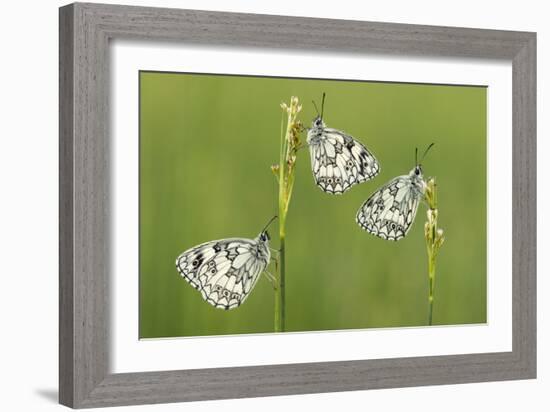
176;238;268;310
356;176;421;241
309;129;379;194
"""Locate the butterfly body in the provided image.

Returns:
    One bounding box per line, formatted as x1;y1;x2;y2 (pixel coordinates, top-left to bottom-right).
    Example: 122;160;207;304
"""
307;116;380;194
176;231;271;310
356;165;426;241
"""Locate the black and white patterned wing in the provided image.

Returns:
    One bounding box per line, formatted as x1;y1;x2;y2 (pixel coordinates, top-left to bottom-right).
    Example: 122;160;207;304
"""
309;129;379;194
176;238;267;310
356;176;420;241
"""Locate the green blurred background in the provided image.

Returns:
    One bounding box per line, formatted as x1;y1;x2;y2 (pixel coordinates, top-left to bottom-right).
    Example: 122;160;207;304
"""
139;71;487;338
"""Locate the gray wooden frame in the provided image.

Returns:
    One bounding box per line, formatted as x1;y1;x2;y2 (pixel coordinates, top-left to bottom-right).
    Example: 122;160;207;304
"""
59;2;536;408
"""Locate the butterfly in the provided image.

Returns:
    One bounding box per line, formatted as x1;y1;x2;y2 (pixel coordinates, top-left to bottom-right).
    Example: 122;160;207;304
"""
306;93;380;194
356;144;434;241
175;217;277;310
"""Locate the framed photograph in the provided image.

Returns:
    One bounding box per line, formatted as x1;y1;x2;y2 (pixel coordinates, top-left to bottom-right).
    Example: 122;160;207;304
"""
59;2;536;408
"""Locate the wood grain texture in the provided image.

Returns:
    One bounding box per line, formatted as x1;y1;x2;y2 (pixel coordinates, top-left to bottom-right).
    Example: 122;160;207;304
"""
59;2;537;408
59;4;74;406
512;35;537;374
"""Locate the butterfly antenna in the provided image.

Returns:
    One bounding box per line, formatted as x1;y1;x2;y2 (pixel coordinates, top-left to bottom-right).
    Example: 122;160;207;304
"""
420;143;435;164
261;215;278;233
415;147;418;166
320;92;326;119
312;100;320;117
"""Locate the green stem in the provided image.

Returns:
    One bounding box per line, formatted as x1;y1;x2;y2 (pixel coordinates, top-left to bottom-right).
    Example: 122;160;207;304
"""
273;97;302;333
275;232;286;332
424;178;444;327
275;110;286;333
428;249;435;326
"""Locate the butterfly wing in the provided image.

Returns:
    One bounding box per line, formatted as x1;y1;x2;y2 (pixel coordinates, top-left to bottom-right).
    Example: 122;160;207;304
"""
176;238;268;310
308;128;379;194
356;176;421;241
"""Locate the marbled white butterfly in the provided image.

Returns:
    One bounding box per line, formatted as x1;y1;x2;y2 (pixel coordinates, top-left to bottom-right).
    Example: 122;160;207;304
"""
307;94;380;194
356;144;434;241
176;217;277;310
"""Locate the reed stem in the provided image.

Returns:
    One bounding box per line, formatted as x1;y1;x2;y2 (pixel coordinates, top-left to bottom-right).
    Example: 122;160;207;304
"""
272;97;302;332
424;178;444;326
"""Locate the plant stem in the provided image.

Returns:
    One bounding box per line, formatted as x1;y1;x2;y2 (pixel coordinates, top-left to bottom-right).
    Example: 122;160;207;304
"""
275;137;286;333
273;97;302;333
274;109;287;333
427;247;435;326
424;178;444;326
275;233;286;332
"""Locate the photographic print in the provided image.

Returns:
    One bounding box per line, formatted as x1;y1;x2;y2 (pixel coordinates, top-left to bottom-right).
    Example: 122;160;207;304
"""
139;71;487;339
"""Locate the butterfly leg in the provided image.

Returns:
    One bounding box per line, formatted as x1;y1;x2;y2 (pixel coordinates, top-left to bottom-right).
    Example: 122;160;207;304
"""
263;270;278;290
269;252;279;274
266;249;280;289
294;142;310;152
